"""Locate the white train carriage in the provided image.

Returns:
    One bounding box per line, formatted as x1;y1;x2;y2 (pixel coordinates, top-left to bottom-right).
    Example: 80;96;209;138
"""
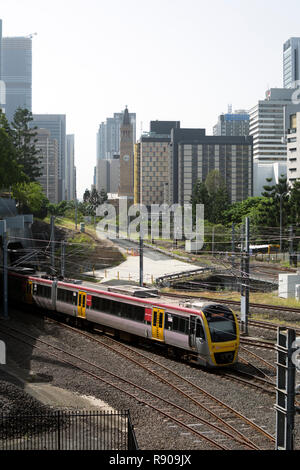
9;273;239;368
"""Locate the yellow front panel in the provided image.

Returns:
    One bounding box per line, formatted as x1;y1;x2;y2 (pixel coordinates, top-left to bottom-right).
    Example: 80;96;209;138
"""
151;308;164;342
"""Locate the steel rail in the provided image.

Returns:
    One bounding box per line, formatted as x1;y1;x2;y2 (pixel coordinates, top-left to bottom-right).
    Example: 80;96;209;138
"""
0;324;255;451
45;317;274;446
161;292;300;315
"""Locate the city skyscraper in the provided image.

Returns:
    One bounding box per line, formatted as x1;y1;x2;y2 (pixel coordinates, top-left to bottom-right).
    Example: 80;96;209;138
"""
249;88;300;195
30;114;66;202
134;121;180;206
283;37;300;88
0;19;2;78
1;35;32;122
213;109;249;136
169;128;253;205
96;110;136;160
35;128;59;204
66;134;76;201
0;19;4;113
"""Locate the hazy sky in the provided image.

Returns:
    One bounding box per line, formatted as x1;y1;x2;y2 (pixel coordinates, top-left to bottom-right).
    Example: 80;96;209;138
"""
1;0;300;198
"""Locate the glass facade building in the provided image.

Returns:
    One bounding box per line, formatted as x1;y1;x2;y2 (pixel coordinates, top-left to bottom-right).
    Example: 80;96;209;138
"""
30;115;66;202
283;37;300;89
1;36;32;122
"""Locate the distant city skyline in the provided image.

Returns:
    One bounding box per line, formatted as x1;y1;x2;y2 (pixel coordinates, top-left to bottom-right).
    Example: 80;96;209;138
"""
1;0;300;197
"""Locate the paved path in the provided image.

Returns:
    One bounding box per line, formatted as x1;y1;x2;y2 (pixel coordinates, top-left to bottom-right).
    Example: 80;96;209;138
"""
87;238;201;284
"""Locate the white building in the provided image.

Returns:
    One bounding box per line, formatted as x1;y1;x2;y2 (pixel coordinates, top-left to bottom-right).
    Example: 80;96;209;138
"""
66;134;76;200
249;88;300;195
287;112;300;185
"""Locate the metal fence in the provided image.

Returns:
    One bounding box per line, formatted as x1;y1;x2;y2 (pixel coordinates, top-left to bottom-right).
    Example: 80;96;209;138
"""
0;410;139;450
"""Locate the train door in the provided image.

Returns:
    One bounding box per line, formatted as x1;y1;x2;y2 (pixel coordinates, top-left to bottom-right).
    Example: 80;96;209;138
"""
25;281;33;304
189;316;205;350
151;307;164;342
189;315;197;349
77;291;87;319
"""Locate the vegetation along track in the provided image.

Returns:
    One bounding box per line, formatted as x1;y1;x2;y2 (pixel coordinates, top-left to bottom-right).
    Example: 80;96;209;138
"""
0;316;275;450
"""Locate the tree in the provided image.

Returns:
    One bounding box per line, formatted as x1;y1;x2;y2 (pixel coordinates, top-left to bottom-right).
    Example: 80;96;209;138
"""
11;108;42;182
289;180;300;225
262;175;290;227
12;182;49;217
205;170;229;224
222;197;265;225
83;188;91;203
0;128;24;189
87;187;101;217
190;171;229;225
99;188;108;205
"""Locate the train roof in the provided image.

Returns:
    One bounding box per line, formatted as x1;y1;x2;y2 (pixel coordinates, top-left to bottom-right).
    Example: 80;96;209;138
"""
9;270;232;318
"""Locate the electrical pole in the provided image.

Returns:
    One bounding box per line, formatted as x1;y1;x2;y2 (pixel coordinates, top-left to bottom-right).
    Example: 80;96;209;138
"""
232;222;235;268
240;217;250;335
0;221;8;319
75;196;78;231
50;215;55;275
139;235;143;287
61;240;65;279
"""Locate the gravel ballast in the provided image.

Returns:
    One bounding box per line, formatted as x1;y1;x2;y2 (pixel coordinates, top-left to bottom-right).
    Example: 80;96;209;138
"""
0;308;299;450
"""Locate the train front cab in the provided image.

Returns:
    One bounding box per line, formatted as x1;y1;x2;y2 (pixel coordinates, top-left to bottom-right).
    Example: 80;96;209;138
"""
202;307;239;367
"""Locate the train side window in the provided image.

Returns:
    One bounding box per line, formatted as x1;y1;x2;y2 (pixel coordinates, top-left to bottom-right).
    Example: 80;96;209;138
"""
179;317;188;334
172;315;179;331
165;313;173;330
158;311;163;328
172;315;188;334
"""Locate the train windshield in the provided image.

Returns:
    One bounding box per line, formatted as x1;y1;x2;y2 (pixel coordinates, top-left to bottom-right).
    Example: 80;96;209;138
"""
203;305;236;343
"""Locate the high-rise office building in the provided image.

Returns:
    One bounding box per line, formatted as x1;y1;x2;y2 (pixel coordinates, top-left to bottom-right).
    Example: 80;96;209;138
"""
213;109;249;136
249;88;300;195
0;19;2;78
134;121;180;206
169;128;253;205
35;128;59;204
96;156;120;194
66;135;76;200
96;110;136;160
1;36;32;122
0;19;4;113
30;114;66;202
286;112;300;186
283;37;300;89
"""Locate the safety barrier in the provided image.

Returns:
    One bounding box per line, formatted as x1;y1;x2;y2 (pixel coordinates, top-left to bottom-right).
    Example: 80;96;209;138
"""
0;410;139;450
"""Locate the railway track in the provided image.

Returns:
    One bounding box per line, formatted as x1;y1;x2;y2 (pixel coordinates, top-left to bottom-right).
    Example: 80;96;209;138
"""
161;292;300;316
0;320;275;451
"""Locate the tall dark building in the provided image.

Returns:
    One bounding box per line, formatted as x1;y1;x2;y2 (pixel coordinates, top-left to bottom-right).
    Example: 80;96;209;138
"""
169;128;253;205
213;111;249;136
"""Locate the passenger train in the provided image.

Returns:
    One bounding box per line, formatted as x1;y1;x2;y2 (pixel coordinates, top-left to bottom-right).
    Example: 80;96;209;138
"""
6;270;240;368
